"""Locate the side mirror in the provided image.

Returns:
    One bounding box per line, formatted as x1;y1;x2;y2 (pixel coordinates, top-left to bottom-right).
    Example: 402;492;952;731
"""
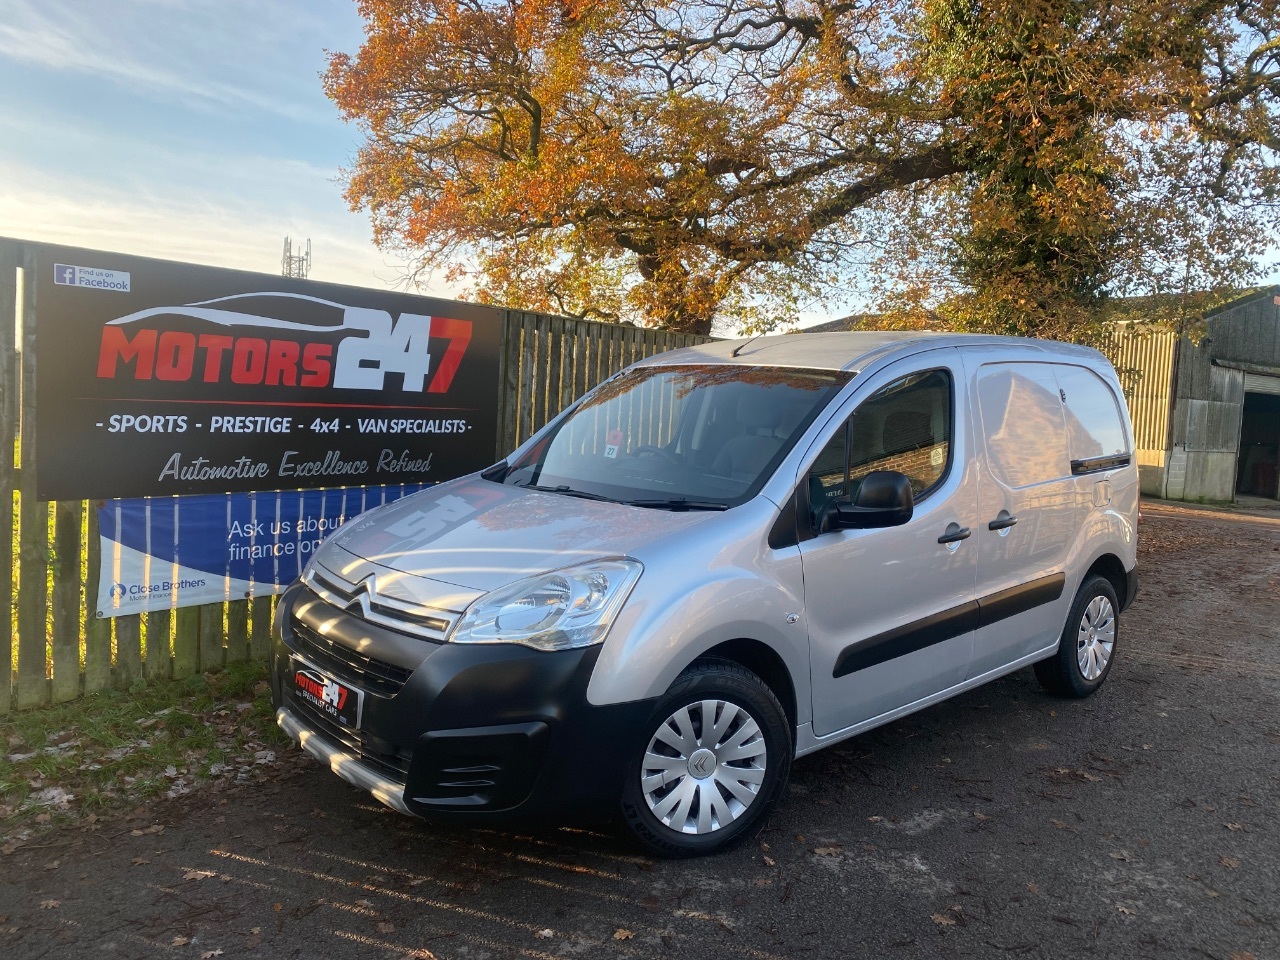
829;470;914;529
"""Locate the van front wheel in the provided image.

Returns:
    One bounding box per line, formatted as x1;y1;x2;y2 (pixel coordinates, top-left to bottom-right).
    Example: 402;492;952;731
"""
1035;574;1119;698
620;660;791;858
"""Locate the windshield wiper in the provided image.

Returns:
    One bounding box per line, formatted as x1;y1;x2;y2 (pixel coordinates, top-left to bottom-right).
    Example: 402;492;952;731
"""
520;483;616;502
625;498;729;511
518;484;726;510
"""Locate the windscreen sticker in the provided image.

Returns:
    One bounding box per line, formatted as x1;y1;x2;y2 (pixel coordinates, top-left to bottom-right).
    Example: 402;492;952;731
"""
604;429;623;459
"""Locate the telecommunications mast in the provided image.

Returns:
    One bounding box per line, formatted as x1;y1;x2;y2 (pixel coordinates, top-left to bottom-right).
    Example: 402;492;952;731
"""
281;236;312;279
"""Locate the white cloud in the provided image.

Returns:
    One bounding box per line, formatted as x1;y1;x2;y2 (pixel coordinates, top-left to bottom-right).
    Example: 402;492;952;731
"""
0;0;345;121
0;158;462;297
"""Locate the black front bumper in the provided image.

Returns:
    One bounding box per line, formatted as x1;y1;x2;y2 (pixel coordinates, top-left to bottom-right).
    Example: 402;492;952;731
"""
270;582;655;825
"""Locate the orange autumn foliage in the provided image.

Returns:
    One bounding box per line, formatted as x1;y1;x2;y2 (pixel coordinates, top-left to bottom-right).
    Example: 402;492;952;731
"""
326;0;1280;338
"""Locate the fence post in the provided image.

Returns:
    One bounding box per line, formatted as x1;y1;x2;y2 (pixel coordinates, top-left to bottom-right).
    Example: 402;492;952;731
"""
532;313;551;430
518;313;535;446
572;317;588;414
226;599;249;663
555;316;573;417
197;602;225;671
173;606;200;678
0;240;20;715
250;593;273;661
15;246;48;709
501;312;520;454
83;505;112;695
114;615;143;687
547;314;565;421
494;311;510;459
144;608;174;681
50;500;82;703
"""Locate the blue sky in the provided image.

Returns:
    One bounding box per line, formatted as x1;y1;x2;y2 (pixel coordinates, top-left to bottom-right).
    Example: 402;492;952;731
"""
0;0;444;291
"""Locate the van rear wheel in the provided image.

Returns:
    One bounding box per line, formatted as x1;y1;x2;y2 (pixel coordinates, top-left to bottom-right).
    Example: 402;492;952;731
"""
1035;574;1119;698
620;660;791;858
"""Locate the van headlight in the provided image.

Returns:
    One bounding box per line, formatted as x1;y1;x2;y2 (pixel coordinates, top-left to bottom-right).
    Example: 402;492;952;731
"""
450;559;643;651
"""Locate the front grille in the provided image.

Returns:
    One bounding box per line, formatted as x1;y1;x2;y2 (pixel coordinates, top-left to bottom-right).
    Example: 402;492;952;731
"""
289;618;413;697
304;565;458;642
288;700;411;779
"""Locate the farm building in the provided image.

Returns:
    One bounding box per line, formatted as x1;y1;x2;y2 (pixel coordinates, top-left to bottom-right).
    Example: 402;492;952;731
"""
1110;287;1280;503
802;287;1280;503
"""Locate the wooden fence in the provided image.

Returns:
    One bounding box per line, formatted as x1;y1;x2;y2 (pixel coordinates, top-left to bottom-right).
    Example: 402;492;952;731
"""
496;311;705;452
1;239;707;714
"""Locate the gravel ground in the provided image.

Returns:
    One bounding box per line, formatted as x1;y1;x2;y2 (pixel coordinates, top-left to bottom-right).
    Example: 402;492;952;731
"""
1;500;1278;960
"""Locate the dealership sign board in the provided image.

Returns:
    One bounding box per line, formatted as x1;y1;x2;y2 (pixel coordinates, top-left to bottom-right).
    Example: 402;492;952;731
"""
96;486;428;616
35;243;502;501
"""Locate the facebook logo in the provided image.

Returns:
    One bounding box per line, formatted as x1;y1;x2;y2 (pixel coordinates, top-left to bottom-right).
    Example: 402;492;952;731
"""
52;262;130;292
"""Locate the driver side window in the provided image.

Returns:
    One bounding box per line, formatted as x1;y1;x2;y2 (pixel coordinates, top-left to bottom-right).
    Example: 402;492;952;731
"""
807;369;953;530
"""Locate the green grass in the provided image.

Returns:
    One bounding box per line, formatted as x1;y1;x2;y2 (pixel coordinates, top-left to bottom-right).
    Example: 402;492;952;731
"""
0;661;287;843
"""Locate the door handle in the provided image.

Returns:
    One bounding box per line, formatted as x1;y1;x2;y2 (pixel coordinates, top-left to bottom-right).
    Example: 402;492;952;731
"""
988;510;1018;531
937;522;971;544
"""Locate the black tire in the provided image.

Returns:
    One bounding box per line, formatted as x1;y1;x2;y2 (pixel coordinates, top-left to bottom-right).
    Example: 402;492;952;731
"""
619;659;792;858
1035;574;1120;698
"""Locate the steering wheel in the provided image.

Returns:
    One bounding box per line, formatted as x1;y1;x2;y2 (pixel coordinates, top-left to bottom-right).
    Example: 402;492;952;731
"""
630;444;681;464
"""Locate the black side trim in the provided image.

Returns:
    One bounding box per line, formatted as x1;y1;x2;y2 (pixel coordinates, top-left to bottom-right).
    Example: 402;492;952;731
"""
976;573;1066;629
1071;454;1131;475
833;572;1068;678
833;601;979;678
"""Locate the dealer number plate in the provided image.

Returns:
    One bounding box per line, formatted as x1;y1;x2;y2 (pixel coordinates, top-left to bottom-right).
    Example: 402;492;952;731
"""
291;658;362;729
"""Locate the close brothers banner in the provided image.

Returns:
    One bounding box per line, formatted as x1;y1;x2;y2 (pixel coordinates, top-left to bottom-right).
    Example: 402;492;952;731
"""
35;242;502;501
95;486;428;616
27;241;503;616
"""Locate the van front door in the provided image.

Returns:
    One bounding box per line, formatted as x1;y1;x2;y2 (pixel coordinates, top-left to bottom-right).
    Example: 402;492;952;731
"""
800;353;979;738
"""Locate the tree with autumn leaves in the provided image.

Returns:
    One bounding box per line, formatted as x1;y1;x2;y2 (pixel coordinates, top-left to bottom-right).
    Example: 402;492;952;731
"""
325;0;1280;339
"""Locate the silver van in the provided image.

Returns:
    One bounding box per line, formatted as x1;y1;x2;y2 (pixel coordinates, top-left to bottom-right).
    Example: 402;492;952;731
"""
271;332;1138;856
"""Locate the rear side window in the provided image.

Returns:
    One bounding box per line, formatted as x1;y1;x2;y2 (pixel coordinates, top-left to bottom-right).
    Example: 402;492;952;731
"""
1054;365;1130;466
977;364;1070;488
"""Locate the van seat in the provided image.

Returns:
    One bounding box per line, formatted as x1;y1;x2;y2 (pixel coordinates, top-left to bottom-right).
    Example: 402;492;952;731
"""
711;394;784;480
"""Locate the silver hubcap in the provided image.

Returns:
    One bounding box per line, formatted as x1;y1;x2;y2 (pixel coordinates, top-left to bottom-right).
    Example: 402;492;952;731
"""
1077;595;1115;681
641;699;767;835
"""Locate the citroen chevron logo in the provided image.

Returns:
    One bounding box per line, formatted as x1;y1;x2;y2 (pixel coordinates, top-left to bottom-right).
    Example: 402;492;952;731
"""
688;748;716;778
346;575;377;618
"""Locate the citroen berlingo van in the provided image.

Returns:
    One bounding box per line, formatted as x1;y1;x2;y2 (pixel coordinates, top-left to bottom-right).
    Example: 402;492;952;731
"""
272;332;1139;857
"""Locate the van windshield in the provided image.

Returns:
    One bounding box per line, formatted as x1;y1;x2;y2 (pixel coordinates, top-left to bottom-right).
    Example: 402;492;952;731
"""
497;365;853;508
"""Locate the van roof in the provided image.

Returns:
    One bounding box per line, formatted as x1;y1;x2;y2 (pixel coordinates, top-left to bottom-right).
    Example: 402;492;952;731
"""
636;331;1105;372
